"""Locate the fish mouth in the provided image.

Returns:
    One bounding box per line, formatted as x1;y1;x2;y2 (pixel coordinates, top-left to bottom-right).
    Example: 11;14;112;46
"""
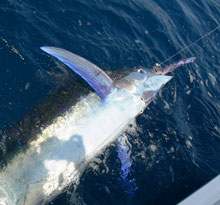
144;75;173;91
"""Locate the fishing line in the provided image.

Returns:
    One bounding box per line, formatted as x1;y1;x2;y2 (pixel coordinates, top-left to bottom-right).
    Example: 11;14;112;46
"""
159;24;220;66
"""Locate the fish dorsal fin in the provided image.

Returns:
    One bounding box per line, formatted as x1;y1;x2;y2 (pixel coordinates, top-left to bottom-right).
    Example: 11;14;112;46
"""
41;46;115;99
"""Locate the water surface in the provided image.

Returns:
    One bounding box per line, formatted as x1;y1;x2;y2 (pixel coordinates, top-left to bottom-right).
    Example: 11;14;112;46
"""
0;0;220;204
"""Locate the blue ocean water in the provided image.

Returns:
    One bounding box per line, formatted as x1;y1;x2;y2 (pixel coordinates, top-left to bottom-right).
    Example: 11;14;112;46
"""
0;0;220;204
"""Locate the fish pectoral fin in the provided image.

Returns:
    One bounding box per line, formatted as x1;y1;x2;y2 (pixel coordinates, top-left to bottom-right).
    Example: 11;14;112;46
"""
41;46;115;99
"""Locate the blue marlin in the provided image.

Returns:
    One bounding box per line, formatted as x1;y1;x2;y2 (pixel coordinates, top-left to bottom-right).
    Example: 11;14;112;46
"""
0;47;195;205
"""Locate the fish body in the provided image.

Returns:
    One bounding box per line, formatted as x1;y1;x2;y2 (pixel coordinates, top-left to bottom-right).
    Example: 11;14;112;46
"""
0;47;195;205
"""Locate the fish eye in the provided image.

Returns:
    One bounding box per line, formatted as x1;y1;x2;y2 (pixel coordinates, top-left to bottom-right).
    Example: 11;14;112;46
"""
137;69;144;73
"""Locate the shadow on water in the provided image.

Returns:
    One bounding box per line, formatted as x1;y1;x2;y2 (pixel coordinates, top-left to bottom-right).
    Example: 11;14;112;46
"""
40;134;85;163
36;134;86;204
1;132;86;205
